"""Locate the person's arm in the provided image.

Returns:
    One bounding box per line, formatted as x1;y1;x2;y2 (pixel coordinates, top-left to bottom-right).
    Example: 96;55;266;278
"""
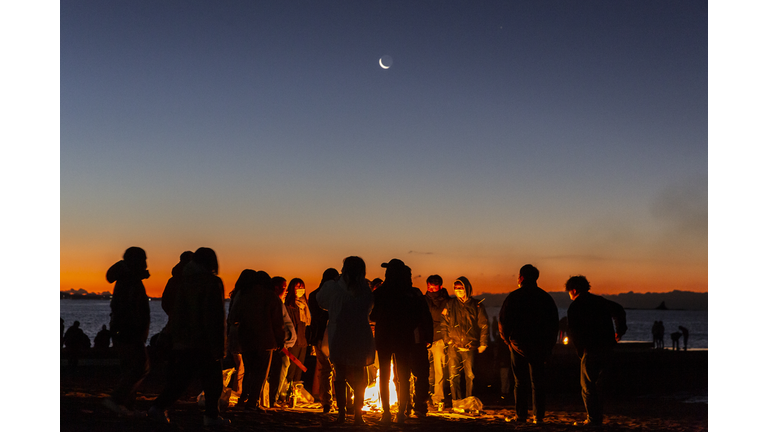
607;299;628;341
477;303;490;353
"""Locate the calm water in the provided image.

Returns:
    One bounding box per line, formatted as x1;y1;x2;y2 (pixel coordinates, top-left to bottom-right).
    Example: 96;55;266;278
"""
60;300;708;349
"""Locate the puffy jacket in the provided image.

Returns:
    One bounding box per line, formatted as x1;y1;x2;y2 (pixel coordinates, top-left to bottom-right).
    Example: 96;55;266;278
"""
441;277;489;350
106;260;150;344
169;261;226;360
227;286;284;353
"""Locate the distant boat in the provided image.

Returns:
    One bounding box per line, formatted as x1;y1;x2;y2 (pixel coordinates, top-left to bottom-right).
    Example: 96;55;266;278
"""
655;301;668;310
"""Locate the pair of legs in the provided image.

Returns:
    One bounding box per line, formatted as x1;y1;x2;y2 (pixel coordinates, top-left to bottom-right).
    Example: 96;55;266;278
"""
110;339;150;410
333;362;366;423
447;345;475;400
377;346;412;419
580;348;613;424
428;339;447;405
151;349;223;419
239;350;273;408
510;349;548;422
280;345;308;400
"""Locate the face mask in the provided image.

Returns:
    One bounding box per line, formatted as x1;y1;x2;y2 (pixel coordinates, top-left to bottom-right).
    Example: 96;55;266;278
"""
296;289;306;298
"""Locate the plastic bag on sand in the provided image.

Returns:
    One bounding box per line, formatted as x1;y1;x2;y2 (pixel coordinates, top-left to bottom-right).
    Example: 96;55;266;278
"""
197;368;235;410
452;396;483;412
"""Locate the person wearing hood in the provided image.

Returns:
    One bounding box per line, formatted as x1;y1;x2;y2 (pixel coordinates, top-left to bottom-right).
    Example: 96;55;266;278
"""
102;246;151;417
498;264;560;424
424;274;450;410
441;276;489;402
148;247;230;427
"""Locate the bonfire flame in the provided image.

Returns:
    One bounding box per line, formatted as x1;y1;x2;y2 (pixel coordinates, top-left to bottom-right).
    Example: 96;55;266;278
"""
563;336;569;345
359;361;398;412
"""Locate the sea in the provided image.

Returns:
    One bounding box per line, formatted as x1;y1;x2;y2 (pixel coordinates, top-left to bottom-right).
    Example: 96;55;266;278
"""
60;300;708;350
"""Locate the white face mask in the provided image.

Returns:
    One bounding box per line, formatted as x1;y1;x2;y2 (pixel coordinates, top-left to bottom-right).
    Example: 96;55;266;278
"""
296;289;306;298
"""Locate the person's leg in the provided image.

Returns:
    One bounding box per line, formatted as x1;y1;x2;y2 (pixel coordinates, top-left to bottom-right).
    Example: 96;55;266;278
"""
267;350;284;406
446;345;463;401
201;358;224;419
461;349;475;398
151;350;197;412
111;340;150;409
378;349;394;416
580;349;609;424
430;340;446;405
350;366;367;423
333;363;348;422
315;347;333;410
394;348;412;420
411;344;430;415
529;357;547;422
510;349;531;421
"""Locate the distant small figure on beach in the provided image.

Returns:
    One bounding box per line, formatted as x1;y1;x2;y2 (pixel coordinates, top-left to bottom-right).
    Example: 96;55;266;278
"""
64;320;91;366
103;246;151;417
94;324;111;350
652;321;665;349
566;275;627;427
670;331;682;351
679;326;689;351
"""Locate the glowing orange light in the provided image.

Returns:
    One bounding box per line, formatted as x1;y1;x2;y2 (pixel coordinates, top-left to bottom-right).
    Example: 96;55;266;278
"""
360;361;398;412
563;337;569;345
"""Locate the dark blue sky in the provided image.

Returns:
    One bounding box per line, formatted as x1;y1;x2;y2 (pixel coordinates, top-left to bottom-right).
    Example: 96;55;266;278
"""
60;1;707;295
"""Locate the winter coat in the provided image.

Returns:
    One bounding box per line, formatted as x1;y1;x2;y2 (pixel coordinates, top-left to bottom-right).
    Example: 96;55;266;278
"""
498;283;559;362
316;278;375;367
281;303;297;349
227;286;284;353
106;260;150;344
441;277;489;351
567;292;628;356
169;261;227;360
286;301;310;348
161;259;187;327
413;287;434;346
425;288;450;342
370;279;422;349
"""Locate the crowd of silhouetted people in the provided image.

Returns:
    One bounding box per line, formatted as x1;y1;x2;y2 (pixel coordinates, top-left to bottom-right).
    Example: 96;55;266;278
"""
61;246;706;427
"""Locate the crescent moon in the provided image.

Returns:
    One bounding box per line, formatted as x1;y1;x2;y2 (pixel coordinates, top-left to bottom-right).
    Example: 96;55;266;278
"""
379;58;390;69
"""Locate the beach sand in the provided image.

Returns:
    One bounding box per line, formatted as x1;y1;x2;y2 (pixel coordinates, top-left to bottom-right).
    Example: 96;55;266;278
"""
60;359;707;432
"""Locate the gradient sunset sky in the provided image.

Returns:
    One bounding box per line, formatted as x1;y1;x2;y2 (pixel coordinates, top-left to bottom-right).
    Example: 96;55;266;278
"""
60;1;708;297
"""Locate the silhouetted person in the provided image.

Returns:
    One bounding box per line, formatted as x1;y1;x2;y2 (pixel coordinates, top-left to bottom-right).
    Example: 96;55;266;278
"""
94;324;111;350
405;265;433;418
161;251;194;331
370;258;423;423
658;321;665;349
566;275;627;427
679;326;689;351
227;270;284;411
64;320;91;367
499;264;560;424
102;246;150;416
268;276;297;407
148;247;230;426
442;276;490;404
671;331;682;351
370;277;383;291
307;268;339;413
424;274;450;410
317;256;375;425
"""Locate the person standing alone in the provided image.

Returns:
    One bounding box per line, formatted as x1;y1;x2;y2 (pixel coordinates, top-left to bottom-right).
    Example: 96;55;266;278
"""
565;275;627;427
498;264;559;424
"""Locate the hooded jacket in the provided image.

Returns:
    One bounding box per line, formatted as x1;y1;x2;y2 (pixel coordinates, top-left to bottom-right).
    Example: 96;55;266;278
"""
498;282;559;362
106;260;150;344
169;261;226;359
441;277;490;350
